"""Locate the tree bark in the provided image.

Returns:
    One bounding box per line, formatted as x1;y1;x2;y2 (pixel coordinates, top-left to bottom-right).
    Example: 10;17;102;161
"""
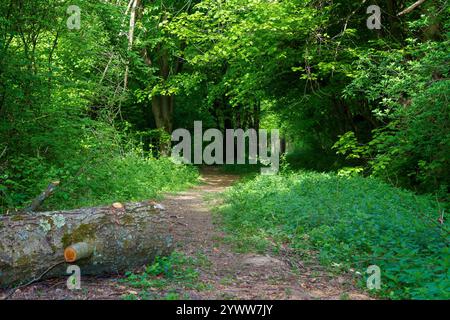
124;0;139;91
0;201;174;288
151;95;174;133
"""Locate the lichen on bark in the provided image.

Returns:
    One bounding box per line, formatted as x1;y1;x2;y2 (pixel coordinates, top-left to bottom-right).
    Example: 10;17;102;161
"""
61;223;97;248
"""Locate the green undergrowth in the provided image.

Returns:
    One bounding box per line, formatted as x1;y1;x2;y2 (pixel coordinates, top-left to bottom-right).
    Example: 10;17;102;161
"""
121;251;212;300
1;154;199;212
218;171;449;300
46;156;199;210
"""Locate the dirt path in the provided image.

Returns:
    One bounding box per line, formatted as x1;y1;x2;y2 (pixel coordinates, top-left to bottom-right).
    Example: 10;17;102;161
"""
1;168;370;300
164;167;369;300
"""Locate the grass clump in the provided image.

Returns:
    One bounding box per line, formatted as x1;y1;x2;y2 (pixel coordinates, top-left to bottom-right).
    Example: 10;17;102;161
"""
219;171;449;299
120;251;211;300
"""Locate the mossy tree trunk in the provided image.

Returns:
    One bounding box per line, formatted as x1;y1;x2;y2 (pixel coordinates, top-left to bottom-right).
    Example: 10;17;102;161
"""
0;201;174;288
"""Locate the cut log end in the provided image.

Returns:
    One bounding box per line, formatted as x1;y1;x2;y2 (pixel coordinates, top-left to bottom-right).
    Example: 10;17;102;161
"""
112;202;124;209
64;247;77;263
64;242;94;263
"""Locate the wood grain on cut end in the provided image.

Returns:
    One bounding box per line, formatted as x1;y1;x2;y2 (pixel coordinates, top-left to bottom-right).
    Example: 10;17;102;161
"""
64;247;77;262
112;202;124;209
64;242;93;263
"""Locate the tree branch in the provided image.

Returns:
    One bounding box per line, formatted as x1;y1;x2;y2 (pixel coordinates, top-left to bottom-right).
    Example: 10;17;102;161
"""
398;0;427;16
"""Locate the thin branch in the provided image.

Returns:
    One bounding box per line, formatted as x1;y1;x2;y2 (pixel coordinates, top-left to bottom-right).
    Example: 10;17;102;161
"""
398;0;427;16
332;0;368;40
2;261;66;300
0;146;7;159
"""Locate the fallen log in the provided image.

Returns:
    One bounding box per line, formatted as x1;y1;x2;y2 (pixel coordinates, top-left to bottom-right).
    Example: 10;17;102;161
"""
0;201;174;288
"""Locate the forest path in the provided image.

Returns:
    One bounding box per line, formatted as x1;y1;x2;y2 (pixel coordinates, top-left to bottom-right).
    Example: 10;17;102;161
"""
2;167;370;300
157;167;370;300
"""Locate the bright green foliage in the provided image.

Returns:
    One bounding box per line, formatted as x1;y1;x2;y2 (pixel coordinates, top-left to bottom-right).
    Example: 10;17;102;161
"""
2;0;448;211
0;135;198;211
220;172;449;299
0;0;198;212
0;0;448;300
48;155;198;210
164;0;449;197
341;40;450;194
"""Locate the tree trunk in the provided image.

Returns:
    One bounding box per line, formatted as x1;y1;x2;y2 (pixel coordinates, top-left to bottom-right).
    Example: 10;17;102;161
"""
124;0;140;91
253;102;260;133
151;95;173;133
0;201;174;288
386;0;403;39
